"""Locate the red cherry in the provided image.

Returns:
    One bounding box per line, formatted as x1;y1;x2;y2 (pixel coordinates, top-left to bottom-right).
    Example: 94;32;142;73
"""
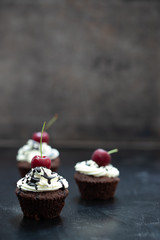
31;155;51;169
91;149;111;166
32;131;49;144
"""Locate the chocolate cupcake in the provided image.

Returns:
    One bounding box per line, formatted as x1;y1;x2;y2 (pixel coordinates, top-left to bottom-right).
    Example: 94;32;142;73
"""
17;139;60;177
16;166;69;220
74;149;120;200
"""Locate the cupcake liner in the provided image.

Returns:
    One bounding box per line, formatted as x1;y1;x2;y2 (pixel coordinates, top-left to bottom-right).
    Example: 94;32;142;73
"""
74;172;120;200
16;188;68;220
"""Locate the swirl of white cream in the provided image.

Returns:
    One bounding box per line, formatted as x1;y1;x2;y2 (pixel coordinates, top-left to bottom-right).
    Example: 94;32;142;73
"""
17;139;59;162
75;160;119;178
17;167;69;192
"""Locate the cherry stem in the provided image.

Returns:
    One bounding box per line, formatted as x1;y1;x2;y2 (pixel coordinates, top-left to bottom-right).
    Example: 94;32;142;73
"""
40;122;46;157
45;113;58;130
108;149;118;155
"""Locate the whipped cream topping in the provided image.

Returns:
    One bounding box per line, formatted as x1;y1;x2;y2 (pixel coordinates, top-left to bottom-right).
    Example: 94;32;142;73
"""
17;167;69;192
75;160;119;178
17;139;59;162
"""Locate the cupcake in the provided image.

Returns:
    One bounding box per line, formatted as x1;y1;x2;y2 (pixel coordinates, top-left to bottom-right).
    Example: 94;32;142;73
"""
17;139;60;177
74;148;120;200
17;115;59;177
16;166;69;220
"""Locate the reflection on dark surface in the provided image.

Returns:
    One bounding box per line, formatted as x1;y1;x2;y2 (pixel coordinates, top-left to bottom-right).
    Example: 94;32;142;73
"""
73;197;119;239
19;216;63;231
10;214;63;232
76;196;117;206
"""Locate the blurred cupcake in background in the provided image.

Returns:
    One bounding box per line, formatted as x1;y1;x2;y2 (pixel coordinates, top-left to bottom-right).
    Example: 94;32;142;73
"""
17;114;60;177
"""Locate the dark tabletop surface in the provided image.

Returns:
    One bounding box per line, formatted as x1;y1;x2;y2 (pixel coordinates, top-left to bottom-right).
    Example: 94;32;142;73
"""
0;147;160;240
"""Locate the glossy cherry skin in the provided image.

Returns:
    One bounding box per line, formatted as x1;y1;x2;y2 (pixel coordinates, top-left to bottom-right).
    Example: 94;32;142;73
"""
91;149;111;166
32;131;49;144
31;155;51;169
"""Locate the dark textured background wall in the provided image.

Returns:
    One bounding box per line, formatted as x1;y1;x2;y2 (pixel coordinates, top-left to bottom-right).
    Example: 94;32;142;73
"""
0;0;159;147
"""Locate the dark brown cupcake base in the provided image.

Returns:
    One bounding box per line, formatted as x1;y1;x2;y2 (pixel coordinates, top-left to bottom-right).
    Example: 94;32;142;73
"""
74;172;120;200
17;157;60;177
16;188;68;220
